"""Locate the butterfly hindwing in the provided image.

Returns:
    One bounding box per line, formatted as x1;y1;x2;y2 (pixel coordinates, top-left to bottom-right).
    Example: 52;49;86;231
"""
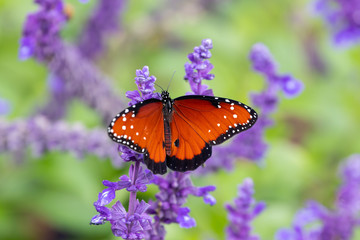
108;99;167;174
166;109;212;172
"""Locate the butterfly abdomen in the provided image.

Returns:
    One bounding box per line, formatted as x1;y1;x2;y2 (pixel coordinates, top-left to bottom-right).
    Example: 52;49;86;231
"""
164;120;172;155
162;95;173;156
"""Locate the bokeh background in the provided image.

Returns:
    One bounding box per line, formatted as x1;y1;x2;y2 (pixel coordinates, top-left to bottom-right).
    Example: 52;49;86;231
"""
1;0;360;239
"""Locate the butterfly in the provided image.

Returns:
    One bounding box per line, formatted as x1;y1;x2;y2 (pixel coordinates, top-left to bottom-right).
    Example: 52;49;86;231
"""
108;91;257;174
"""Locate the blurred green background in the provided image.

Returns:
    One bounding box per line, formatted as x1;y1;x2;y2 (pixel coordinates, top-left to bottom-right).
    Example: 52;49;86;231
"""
1;0;360;239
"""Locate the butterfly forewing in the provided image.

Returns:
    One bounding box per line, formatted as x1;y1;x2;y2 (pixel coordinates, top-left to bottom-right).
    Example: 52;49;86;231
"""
108;99;167;174
173;95;257;145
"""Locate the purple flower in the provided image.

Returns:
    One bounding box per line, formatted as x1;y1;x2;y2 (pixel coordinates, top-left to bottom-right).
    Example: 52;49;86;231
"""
19;0;66;61
184;39;215;95
39;0;127;121
0;116;121;166
92;66;160;238
110;200;152;239
0;99;10;115
225;178;266;240
20;1;125;123
126;66;161;106
276;154;360;240
197;43;303;174
146;172;216;235
91;161;154;238
77;0;127;60
316;0;360;46
249;43;304;98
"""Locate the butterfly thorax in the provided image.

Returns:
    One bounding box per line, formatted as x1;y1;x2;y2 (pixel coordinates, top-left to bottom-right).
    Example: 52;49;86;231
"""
161;91;173;156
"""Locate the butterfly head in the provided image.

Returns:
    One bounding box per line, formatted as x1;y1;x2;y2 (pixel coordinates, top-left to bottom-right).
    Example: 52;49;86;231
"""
161;90;171;102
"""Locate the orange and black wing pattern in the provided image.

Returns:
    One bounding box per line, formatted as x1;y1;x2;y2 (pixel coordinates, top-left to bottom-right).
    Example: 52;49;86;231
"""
108;99;167;174
166;95;257;172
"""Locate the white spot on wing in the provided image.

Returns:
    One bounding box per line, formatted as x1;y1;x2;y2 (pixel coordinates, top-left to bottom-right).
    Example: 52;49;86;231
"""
122;126;126;130
233;114;238;118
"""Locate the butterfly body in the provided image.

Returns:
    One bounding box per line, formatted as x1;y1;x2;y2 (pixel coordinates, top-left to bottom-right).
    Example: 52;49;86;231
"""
108;91;257;174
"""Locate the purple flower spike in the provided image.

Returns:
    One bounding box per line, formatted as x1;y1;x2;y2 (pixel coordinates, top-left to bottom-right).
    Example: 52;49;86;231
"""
92;67;160;238
20;0;66;61
126;66;161;107
77;0;127;60
91;162;154;238
316;0;360;46
0;99;10;115
276;154;360;240
249;43;304;98
110;200;152;239
146;172;216;235
0;116;121;166
184;39;215;95
249;43;278;76
197;43;302;174
225;178;265;240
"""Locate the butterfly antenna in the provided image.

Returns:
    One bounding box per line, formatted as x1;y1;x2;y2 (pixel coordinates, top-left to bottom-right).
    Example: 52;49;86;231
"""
154;82;165;92
167;71;176;92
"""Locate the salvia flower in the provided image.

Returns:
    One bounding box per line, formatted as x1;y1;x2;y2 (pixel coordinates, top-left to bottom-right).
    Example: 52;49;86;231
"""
44;44;124;123
276;154;360;240
0;98;11;115
21;0;125;123
316;0;360;46
91;67;159;239
91;164;153;222
91;161;154;239
249;43;304;99
0;116;121;165
184;38;215;95
146;172;216;235
77;0;127;60
196;42;303;173
19;0;66;61
225;178;266;240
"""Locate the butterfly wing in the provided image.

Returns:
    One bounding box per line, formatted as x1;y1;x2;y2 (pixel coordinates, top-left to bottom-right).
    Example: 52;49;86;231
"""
166;95;257;172
108;99;167;174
